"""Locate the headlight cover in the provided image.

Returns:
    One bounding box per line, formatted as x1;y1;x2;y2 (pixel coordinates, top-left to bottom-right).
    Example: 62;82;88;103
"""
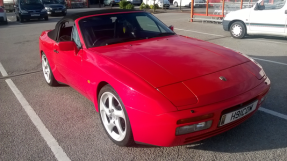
157;82;198;107
41;8;47;12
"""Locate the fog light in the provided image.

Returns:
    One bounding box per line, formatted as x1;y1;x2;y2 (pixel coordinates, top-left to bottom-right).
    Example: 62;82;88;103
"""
176;120;212;135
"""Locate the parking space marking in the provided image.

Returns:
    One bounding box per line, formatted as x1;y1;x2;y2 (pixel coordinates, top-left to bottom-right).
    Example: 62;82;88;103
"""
260;107;287;121
174;28;225;37
0;62;8;77
0;63;71;161
245;39;287;45
252;57;287;66
175;28;287;45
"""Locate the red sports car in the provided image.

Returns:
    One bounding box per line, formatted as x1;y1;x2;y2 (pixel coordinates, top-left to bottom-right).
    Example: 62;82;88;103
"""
39;9;270;147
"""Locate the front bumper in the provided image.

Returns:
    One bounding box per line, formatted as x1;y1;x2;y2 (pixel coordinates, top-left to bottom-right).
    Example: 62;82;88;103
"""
129;76;270;147
223;19;231;31
20;12;48;19
47;9;67;15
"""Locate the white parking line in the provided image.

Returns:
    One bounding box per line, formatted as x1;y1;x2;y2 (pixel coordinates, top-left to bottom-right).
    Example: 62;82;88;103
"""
175;28;287;45
174;28;225;37
259;107;287;121
0;62;71;161
0;62;8;76
252;57;287;66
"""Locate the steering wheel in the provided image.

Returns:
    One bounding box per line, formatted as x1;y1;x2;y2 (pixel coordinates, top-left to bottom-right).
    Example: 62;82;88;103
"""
92;36;110;46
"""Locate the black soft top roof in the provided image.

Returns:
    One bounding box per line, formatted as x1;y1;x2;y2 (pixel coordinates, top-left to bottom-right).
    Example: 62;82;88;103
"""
48;9;142;41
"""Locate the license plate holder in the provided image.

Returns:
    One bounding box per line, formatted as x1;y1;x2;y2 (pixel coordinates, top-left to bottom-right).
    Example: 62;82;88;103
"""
55;10;62;13
219;100;258;126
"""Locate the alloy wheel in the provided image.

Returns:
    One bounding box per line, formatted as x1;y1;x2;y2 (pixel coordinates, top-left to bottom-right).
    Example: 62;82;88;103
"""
100;92;127;141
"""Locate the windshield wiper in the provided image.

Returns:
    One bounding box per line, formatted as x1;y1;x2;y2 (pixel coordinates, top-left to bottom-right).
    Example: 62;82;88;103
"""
157;32;175;37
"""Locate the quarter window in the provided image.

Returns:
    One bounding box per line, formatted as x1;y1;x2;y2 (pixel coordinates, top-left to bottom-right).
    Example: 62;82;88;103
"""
71;25;81;48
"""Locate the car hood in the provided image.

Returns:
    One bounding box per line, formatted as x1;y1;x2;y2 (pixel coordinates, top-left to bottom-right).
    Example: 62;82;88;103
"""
92;35;251;88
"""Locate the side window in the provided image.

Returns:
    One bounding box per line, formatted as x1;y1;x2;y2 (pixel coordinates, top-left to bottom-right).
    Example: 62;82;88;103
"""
258;0;286;10
71;25;81;48
136;16;166;33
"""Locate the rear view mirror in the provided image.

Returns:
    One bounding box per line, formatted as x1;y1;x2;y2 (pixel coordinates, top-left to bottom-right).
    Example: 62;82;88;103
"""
58;41;79;54
169;25;174;31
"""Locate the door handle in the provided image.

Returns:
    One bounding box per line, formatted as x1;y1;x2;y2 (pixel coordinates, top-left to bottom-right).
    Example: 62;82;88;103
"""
53;49;59;53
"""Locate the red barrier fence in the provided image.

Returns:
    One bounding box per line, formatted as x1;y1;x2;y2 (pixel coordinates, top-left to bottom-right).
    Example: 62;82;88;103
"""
190;0;258;22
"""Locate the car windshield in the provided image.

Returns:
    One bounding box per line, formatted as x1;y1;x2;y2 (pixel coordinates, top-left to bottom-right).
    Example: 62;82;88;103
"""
20;0;42;5
79;12;175;48
42;0;62;4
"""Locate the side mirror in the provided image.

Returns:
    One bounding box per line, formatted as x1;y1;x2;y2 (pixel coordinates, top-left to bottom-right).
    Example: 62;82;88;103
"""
58;41;79;54
254;3;258;10
168;25;174;31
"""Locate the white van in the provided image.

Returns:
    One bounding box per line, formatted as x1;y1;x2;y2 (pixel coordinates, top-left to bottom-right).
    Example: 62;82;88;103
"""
223;0;287;39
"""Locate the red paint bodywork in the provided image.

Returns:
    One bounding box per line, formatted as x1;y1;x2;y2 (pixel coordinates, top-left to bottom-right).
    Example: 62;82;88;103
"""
39;11;270;147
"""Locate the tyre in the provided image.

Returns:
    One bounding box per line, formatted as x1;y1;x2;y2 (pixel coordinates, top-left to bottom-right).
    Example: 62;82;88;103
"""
41;53;59;86
19;16;24;22
98;85;134;147
4;18;8;24
16;16;19;21
174;2;178;7
62;13;66;16
44;16;48;21
230;21;246;39
110;3;113;7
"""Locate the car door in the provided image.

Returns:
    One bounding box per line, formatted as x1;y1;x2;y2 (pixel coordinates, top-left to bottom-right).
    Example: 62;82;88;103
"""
54;24;88;96
249;0;286;33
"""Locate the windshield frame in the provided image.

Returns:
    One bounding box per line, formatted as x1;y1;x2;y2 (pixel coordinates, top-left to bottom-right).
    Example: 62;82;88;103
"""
78;12;175;49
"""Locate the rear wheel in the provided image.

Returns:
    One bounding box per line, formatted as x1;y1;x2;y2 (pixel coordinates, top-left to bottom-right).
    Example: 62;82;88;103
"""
42;53;58;86
230;21;246;39
98;84;134;147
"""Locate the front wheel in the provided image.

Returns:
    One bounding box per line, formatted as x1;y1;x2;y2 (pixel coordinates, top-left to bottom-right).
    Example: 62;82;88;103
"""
42;53;58;86
230;21;246;39
44;16;48;21
98;85;134;147
174;2;178;7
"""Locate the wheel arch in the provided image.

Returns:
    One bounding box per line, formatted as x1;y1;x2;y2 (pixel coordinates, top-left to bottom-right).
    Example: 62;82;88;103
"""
228;20;247;33
94;81;109;111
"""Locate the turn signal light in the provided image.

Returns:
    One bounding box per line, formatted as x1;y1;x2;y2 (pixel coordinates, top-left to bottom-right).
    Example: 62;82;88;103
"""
177;113;214;125
176;120;213;135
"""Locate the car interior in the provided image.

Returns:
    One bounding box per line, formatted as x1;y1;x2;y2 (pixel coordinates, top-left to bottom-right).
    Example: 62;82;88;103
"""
55;12;174;48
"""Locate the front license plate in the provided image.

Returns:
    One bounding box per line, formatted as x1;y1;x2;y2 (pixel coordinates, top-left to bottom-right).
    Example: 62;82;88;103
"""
55;10;62;13
219;100;258;126
31;14;40;17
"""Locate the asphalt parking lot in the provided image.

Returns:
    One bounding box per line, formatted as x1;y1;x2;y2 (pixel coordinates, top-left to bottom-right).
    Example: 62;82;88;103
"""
1;8;287;161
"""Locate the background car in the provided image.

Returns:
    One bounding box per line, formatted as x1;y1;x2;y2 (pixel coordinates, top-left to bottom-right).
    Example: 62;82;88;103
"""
15;0;48;22
173;0;206;8
39;9;270;147
42;0;67;16
103;0;121;6
144;0;170;8
0;6;8;24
